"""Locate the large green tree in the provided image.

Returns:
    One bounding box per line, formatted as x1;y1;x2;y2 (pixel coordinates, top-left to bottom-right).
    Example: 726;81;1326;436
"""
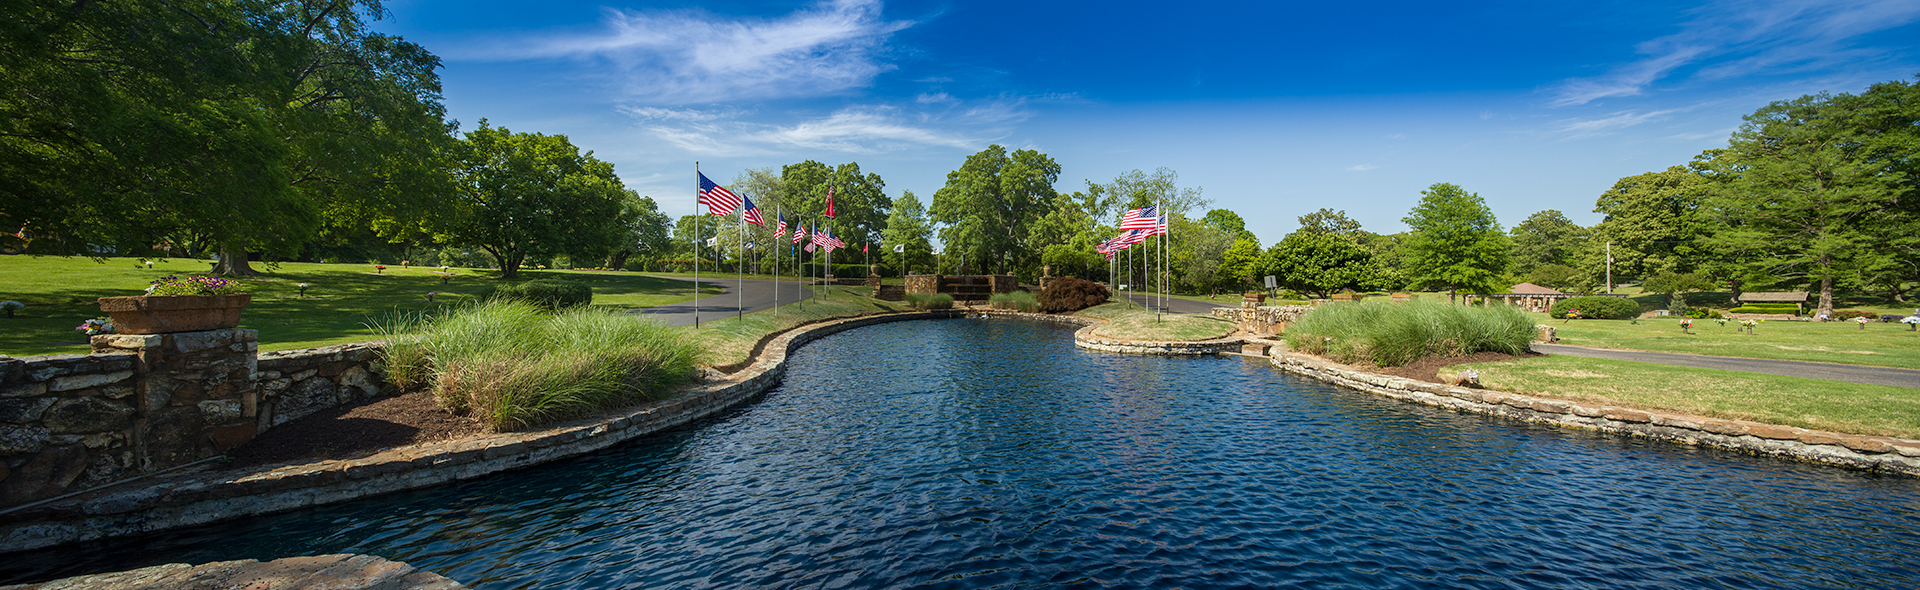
782;161;890;248
1;0;453;273
881;190;935;275
1402;183;1511;303
1586;166;1716;291
1259;230;1386;299
1296;208;1362;235
929;145;1061;275
1704;88;1914;317
1508;210;1589;276
437;121;639;279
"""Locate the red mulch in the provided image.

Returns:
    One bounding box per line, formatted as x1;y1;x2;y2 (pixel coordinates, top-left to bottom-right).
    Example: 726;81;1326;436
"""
1369;350;1546;384
224;390;488;469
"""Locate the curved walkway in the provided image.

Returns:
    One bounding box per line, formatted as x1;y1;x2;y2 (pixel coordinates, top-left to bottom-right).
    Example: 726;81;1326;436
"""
630;277;814;327
1532;343;1920;389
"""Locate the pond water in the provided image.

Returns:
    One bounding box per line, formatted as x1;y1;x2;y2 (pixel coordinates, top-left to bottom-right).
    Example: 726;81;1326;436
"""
5;319;1920;589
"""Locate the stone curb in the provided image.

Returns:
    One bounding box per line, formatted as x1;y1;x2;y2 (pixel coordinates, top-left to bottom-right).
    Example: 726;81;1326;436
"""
0;311;963;554
1268;352;1920;475
968;310;1245;355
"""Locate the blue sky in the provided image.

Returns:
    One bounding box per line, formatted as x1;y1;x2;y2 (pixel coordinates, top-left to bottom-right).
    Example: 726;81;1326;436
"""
375;0;1920;245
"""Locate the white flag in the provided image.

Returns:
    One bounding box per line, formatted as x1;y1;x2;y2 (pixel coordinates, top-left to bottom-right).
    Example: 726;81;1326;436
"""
893;244;905;253
705;236;718;247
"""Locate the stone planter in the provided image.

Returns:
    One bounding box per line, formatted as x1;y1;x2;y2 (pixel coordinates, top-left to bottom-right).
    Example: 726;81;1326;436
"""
97;293;252;334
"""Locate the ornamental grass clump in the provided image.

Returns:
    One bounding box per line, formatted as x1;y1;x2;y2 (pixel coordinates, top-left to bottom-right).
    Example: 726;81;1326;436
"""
904;293;954;310
989;290;1040;312
1284;301;1535;367
381;301;704;431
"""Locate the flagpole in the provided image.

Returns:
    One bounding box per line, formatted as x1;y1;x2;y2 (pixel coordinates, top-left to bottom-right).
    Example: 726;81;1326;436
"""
773;206;780;318
738;202;744;322
694;162;701;329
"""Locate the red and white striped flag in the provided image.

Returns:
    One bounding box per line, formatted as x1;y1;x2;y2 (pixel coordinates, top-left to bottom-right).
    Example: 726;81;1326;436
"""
741;196;765;226
775;214;787;239
699;172;740;216
824;186;837;219
792;222;807;244
1118;205;1157;230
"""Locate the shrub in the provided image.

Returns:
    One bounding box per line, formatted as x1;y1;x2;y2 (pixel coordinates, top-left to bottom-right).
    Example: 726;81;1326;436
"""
989;290;1040;313
1728;304;1801;315
1684;307;1723;319
1833;310;1879;320
146;275;245;296
481;279;593;311
1548;296;1641;320
380;301;703;431
1039;277;1110;313
905;293;954;310
1284;301;1535;367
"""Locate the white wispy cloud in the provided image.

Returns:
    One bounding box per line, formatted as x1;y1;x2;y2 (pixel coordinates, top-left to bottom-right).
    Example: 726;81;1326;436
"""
1346;164;1379;172
1553;109;1680;137
1549;0;1920;107
625;94;1035;156
464;0;913;104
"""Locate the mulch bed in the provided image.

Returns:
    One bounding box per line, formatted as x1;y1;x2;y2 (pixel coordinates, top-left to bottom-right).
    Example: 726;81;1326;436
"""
223;390;488;469
1368;351;1546;384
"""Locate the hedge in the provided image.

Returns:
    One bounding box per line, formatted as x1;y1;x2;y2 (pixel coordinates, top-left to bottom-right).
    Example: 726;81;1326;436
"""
1548;296;1641;320
481;279;593;312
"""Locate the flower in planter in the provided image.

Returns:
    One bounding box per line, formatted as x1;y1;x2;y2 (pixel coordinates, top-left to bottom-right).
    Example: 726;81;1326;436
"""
0;300;22;319
76;317;113;335
146;275;246;296
426;291;437;303
401;260;411;267
297;282;310;297
1562;308;1581;324
375;264;387;274
1904;316;1919;331
1680;318;1693;333
1857;316;1871;330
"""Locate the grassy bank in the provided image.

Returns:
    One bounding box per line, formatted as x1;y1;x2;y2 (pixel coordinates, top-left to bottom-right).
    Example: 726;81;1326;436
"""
1550;315;1920;369
1077;302;1236;341
693;285;911;369
1445;355;1920;439
0;256;717;356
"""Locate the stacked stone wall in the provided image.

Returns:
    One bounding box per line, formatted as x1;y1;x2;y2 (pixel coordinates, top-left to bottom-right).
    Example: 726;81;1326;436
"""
0;334;384;509
1209;305;1312;335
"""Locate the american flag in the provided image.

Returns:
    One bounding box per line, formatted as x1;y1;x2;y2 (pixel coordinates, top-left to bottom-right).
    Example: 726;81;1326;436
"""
804;240;816;253
824;186;837;218
1112;229;1146;248
1095;238;1114;254
793;223;807;244
811;227;829;249
775;214;787;238
741;196;765;226
699;173;740;216
827;230;846;249
1149;212;1169;236
1118;206;1157;230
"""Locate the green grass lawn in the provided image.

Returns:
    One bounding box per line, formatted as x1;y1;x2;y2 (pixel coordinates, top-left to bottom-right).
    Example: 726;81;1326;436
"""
1447;355;1920;439
1077;302;1236;341
1545;313;1920;369
0;256;719;356
690;285;910;369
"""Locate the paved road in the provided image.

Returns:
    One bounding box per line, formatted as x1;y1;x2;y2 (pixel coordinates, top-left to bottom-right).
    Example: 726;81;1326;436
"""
1531;343;1920;389
1116;292;1234;314
630;277;815;327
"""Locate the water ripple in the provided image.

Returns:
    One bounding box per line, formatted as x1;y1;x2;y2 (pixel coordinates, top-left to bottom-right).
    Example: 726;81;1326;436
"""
5;319;1919;589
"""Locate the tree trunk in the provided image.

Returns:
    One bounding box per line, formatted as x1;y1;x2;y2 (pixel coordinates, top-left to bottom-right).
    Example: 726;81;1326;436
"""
212;241;258;276
495;250;522;280
1817;274;1834;320
605;250;631;270
1727;279;1744;306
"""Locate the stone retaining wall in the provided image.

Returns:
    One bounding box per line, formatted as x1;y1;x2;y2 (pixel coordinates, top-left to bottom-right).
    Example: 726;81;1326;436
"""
972;310;1245;355
0;311;963;553
1269;352;1920;475
1209;305;1312;335
0;336;387;509
0;554;465;590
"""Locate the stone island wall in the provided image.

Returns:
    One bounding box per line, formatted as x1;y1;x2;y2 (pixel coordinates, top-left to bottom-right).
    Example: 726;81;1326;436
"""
0;335;385;509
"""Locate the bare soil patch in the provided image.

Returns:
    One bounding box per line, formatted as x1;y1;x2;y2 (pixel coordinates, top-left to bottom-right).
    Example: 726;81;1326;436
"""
1369;350;1546;384
224;390;487;469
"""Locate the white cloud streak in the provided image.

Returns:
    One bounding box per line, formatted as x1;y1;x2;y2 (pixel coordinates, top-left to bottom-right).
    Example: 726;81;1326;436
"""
1549;0;1920;107
1345;164;1378;172
466;0;912;104
626;94;1034;156
1553;109;1680;137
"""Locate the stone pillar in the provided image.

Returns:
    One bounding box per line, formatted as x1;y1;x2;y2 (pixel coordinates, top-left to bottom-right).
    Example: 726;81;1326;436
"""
91;329;258;471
